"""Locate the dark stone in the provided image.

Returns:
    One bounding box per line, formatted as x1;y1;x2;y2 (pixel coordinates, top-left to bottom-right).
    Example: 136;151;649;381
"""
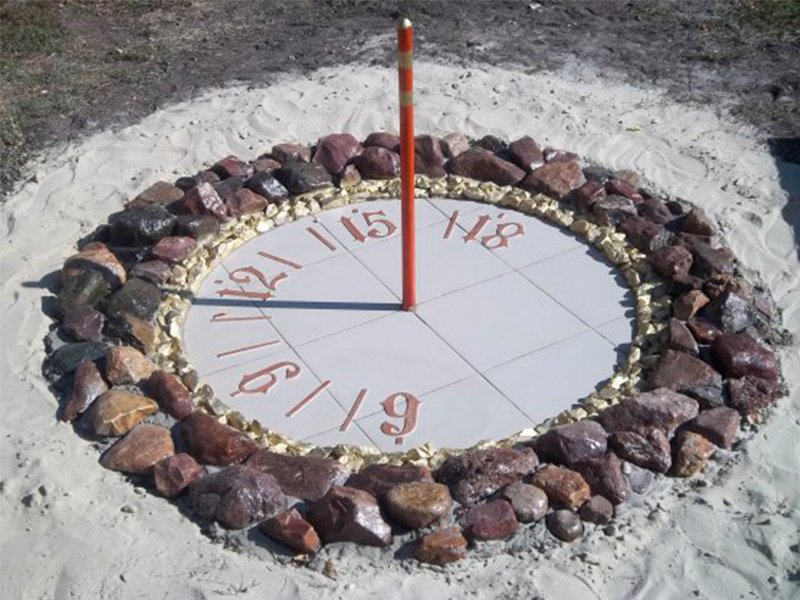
599;388;699;438
259;508;321;554
212;176;245;201
312;133;362;175
212;155;254;179
345;463;433;499
190;465;286;529
182;183;227;220
62;359;108;422
464;499;518;541
672;273;706;294
415;526;468;565
130;260;171;285
531;465;591;508
153;453;206;497
62;305;104;342
151;236;197;264
618;215;672;252
274;160;333;194
711;334;778;380
47;341;107;376
104;312;156;354
107;278;161;321
592;194;639;226
667;318;699;355
307;486;392;547
384;482;453;529
673;290;710;321
582;165;614;183
574;180;607;213
105;345;156;386
435;447;539;505
148;370;195;419
448;147;527;186
682;207;716;236
175;176;198;191
690;243;735;277
546;510;583;542
195;169;221;185
414;134;446;177
499;481;548;523
271;143;311;163
579;495;614;525
180;412;258;466
244;450;350;502
688;318;723;344
690;407;740;449
672;431;715;477
108;246;149;272
637;197;677;225
244;172;289;202
704;291;759;334
109;206;176;247
440;132;470;158
225;188;268;218
125;181;184;210
609;428;672;473
605;178;643;203
574;453;630;505
532;420;608;466
646;350;723;407
62;243;128;289
648;245;693;277
508;135;544;171
727;376;779;417
363;131;400;151
520;160;585;200
175;214;219;239
99;424;175;474
352;146;401;179
474;134;507;153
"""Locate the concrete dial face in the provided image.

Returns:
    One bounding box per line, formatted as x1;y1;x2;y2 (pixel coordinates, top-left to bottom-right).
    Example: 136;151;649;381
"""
182;198;634;452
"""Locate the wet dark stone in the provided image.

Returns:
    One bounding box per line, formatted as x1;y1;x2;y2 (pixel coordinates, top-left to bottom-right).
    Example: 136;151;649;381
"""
690;243;735;277
109;206;176;247
107;278;161;321
599;388;699;438
345;464;434;499
244;172;289;202
180;412;258;466
212;176;245;201
449;148;526;186
130;260;171;285
182;182;227;220
435;447;539;505
244;450;350;502
688;318;723;344
648;245;693;277
667;318;699;356
508;135;545;171
592;195;639;226
574;453;630;505
546;509;583;542
175;176;198;191
582;165;614;183
307;486;392;547
671;273;706;294
704;291;759;334
61;305;104;342
463;499;518;541
153;452;206;498
47;341;106;376
726;375;779;417
609;428;672;473
363;131;400;151
352;146;401;179
275;160;333;194
646;349;724;406
414;134;446;177
474;134;507;153
711;334;778;381
532;420;608;466
61;359;108;421
574;179;607;213
690;407;740;449
108;246;149;272
580;495;614;525
190;465;286;530
212;155;254;179
175;214;219;239
520;160;585;200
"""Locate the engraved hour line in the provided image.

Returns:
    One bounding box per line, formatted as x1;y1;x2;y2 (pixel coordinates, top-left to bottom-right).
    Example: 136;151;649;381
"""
340;388;368;432
210;311;271;322
216;339;280;359
443;210;459;240
257;251;303;270
306;226;338;251
285;380;332;418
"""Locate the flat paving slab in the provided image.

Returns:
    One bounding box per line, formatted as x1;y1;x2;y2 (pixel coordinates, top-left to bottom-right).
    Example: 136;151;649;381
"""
182;198;634;451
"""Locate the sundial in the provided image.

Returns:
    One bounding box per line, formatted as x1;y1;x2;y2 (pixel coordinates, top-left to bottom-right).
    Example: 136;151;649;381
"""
182;197;634;452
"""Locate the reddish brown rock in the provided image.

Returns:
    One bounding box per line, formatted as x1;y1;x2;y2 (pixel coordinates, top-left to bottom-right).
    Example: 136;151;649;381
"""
448;148;526;186
415;526;468;565
99;424;174;474
252;157;282;173
148;370;195;419
190;465;286;529
435;447;539;505
345;463;433;499
440;132;470;158
307;486;392;547
609;428;672;473
667;318;699;355
130;260;171;285
244;450;350;502
672;272;705;293
384;482;453;529
62;243;127;289
531;465;591;509
711;334;778;380
107;278;161;321
727;375;779;417
691;243;735;277
599;388;699;438
125;181;184;210
508;135;544;171
150;236;197;265
352;146;400;179
195;169;221;185
690;407;740;449
705;290;759;334
672;431;715;477
212;155;254;179
647;350;723;404
575;179;607;213
618;215;672;253
579;495;614;525
88;390;158;436
224;188;268;218
500;481;548;523
105;312;157;354
637;196;677;225
180;412;258;466
182;182;227;220
153;452;206;497
274;160;333;194
272;143;311;163
414;134;446;177
105;346;157;386
574;453;630;505
363;131;400;151
682;207;716;236
259;508;321;554
313;133;362;175
649;245;693;277
62;305;104;342
688;318;723;344
532;420;608;466
673;290;710;320
605;178;643;203
592;195;639;226
520;160;585;200
544;148;578;163
546;509;583;542
62;359;108;422
464;499;518;541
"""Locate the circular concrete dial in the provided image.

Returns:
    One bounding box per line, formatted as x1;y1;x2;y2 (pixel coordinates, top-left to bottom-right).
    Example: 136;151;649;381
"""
182;198;634;452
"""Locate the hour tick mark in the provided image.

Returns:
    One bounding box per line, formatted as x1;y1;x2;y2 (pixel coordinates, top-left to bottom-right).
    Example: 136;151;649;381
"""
285;380;332;418
306;226;338;251
340;389;368;432
216;339;280;358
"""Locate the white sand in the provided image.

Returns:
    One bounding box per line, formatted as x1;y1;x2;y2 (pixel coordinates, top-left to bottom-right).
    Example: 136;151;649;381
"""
1;61;798;600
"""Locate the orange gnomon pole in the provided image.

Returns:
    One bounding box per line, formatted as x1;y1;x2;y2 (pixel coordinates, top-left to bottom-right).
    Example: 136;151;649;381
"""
398;18;415;311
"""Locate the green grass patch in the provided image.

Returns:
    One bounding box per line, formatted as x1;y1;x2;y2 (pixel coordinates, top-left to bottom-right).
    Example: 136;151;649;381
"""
0;0;65;57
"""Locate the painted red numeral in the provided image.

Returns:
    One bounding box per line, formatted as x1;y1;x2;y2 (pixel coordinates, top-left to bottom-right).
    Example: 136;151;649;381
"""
340;209;397;243
481;221;525;249
215;264;289;301
444;211;525;249
231;361;300;397
380;393;421;445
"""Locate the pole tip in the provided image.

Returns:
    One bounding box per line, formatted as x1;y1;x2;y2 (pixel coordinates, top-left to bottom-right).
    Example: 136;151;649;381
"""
399;17;412;29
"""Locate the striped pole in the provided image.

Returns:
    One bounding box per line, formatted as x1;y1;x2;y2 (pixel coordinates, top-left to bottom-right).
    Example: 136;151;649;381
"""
398;18;415;311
